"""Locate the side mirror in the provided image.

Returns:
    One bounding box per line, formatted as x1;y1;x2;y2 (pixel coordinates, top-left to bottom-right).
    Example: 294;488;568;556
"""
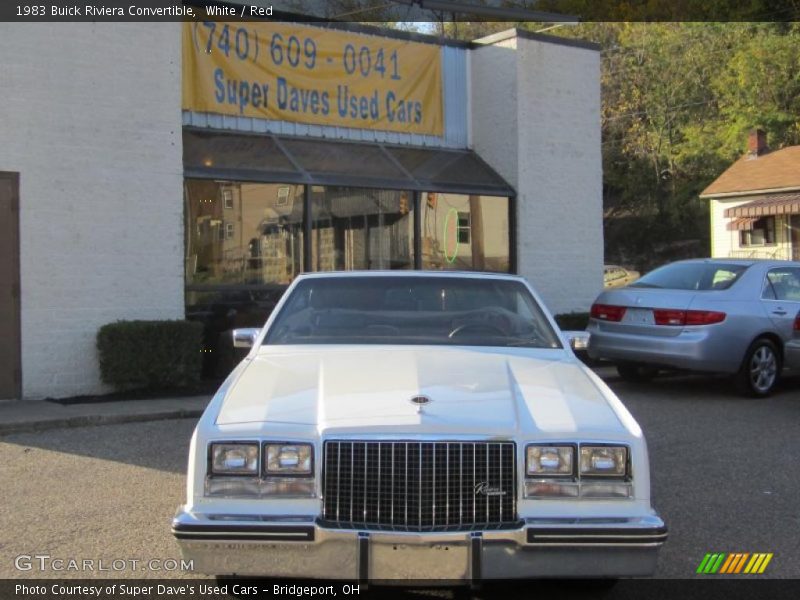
232;328;260;349
563;330;590;352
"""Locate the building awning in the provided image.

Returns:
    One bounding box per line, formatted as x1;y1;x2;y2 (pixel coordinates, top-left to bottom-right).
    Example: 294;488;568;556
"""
723;193;800;218
726;217;758;231
183;129;515;197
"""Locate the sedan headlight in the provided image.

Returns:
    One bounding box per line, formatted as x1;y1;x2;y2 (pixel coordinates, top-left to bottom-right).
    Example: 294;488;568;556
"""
580;446;628;477
210;443;259;475
526;445;575;477
265;443;313;476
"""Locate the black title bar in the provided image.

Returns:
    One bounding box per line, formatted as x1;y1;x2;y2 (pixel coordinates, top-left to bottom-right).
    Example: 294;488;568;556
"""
1;0;799;22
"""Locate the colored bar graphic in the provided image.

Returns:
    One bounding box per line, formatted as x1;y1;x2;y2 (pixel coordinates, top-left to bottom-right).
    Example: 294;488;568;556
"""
734;553;750;573
711;553;726;573
697;553;712;574
758;554;773;573
720;552;742;573
744;554;760;574
700;552;773;575
719;554;736;574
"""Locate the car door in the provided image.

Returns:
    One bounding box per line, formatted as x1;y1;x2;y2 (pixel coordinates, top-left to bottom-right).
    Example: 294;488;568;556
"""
761;266;800;347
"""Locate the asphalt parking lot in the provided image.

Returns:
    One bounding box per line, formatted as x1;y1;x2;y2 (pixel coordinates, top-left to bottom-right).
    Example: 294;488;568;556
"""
1;368;798;593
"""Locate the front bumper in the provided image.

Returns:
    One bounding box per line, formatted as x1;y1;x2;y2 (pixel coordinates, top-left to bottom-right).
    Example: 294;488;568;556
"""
172;509;667;580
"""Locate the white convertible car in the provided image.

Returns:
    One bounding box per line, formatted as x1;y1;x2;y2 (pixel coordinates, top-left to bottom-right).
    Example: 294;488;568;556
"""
173;272;666;581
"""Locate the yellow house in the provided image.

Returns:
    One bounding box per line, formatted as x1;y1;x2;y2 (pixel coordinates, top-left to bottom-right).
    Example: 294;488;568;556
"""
701;129;800;261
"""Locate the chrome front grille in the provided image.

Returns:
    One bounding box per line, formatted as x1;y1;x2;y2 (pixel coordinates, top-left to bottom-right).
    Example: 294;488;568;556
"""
322;441;517;532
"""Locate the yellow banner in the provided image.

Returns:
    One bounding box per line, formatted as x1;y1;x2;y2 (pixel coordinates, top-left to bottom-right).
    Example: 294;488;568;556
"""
183;22;443;136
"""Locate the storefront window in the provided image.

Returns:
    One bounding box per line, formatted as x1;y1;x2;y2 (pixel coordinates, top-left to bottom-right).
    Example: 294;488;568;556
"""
310;186;414;271
184;179;304;285
421;193;510;272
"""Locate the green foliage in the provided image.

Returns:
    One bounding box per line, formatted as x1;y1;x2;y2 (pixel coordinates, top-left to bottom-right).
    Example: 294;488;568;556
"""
555;22;799;272
96;320;204;392
401;20;800;273
554;313;591;331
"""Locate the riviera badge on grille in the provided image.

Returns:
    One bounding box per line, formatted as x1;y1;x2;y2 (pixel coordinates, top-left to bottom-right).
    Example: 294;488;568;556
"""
475;482;507;497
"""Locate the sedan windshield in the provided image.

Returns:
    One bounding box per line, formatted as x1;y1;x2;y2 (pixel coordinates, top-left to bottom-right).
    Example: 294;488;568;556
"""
630;262;748;291
263;276;562;349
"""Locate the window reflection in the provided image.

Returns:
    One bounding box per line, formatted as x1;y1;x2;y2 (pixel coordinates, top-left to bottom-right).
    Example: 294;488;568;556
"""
183;181;511;380
421;193;510;272
311;186;414;271
184;179;304;285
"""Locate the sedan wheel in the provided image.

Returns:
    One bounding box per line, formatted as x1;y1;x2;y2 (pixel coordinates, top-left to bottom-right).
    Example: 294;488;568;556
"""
737;339;781;397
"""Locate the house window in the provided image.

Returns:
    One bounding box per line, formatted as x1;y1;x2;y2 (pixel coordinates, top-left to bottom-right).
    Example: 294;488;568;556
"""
740;216;775;246
276;186;291;206
222;189;234;210
457;212;471;244
225;222;235;240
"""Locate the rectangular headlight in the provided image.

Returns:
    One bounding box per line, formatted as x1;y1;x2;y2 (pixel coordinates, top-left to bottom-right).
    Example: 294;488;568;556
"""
210;443;259;475
579;446;628;477
265;443;313;476
526;445;575;477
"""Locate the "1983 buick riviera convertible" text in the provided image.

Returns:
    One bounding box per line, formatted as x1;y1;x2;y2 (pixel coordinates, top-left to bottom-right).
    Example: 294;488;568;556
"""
173;271;666;581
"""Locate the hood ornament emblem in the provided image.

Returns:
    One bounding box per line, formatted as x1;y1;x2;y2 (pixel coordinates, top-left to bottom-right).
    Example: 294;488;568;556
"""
410;395;431;414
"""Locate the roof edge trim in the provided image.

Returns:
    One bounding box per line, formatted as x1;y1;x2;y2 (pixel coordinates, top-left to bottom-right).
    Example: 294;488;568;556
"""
700;185;800;199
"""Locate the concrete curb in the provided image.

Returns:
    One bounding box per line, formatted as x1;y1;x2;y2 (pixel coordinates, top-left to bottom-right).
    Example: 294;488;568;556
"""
0;408;205;436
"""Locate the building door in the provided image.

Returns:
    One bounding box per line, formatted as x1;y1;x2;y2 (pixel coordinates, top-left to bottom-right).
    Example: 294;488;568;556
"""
0;172;21;399
791;215;800;261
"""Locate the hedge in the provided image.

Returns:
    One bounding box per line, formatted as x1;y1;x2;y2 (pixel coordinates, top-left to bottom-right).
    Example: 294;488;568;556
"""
554;312;590;331
97;320;204;392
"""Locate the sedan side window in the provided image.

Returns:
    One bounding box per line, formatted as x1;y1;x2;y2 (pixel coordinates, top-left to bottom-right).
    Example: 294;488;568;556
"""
762;278;777;300
764;268;800;301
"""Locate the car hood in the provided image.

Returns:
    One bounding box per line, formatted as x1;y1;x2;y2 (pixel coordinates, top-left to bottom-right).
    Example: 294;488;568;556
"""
215;346;629;438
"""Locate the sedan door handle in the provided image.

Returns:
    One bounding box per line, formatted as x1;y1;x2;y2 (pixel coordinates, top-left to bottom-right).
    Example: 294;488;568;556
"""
772;310;787;316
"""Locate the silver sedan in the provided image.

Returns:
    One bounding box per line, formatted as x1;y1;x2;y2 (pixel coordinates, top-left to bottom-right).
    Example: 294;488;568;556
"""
587;259;800;396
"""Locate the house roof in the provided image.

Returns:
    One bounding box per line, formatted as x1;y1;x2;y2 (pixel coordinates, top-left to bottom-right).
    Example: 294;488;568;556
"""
700;145;800;198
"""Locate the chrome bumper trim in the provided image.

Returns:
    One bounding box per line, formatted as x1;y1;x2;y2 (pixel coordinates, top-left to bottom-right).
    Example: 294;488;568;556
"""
172;509;666;579
172;523;314;542
526;526;668;545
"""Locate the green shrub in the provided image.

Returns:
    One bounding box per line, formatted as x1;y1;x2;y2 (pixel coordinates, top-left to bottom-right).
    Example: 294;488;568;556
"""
97;320;204;392
554;312;590;331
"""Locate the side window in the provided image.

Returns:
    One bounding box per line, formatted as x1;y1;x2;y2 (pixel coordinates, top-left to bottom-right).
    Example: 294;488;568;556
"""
785;269;800;301
762;277;776;300
710;268;738;290
764;268;800;301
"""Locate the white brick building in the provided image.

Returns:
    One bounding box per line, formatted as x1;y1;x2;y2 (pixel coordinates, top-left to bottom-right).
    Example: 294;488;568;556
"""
0;23;602;400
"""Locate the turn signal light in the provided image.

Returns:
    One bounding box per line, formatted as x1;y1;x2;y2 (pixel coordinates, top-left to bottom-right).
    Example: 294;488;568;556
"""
590;303;626;322
653;309;726;326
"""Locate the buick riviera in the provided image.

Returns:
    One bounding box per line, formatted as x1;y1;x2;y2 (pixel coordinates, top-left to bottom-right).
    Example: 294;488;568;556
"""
173;272;666;581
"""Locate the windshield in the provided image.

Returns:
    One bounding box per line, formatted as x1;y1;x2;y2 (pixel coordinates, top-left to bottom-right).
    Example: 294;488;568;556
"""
263;276;562;349
629;262;748;291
